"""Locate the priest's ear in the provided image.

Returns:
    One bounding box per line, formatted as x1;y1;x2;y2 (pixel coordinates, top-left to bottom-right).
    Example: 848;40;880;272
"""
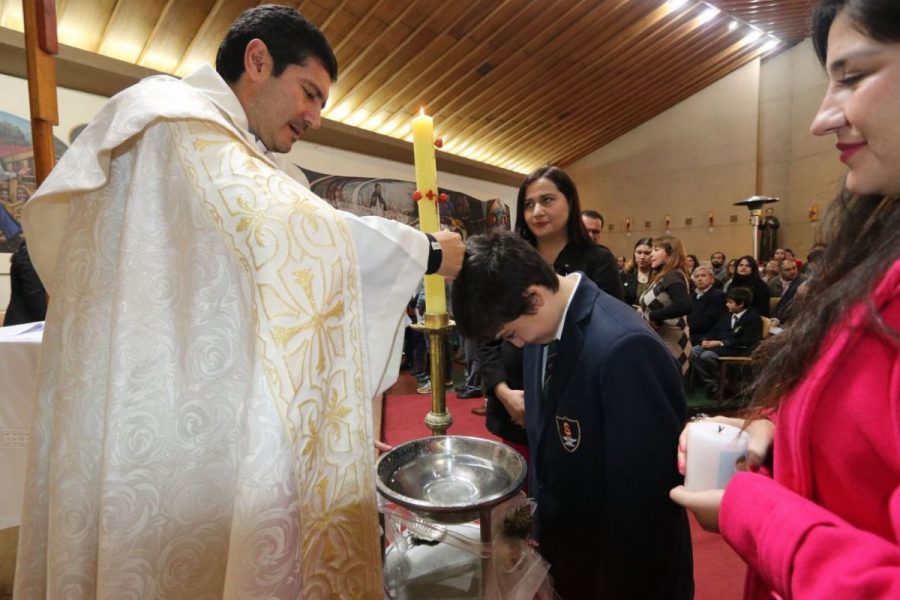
243;38;273;82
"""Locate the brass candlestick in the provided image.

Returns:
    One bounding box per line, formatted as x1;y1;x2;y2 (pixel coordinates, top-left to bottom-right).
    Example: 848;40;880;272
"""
412;312;455;435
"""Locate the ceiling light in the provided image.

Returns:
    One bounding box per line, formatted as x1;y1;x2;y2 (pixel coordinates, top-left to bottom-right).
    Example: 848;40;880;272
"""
728;20;739;31
744;28;763;43
345;110;369;127
326;103;352;121
760;38;780;53
698;5;720;24
667;0;690;9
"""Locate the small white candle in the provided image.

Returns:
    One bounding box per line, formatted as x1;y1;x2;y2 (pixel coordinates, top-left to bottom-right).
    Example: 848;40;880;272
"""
684;421;750;491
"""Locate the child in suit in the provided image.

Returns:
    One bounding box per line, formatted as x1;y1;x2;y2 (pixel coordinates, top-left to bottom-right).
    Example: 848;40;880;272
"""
451;232;693;600
688;286;763;396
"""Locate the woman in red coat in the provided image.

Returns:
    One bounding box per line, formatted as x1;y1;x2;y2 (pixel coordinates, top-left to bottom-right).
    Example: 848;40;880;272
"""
671;1;900;598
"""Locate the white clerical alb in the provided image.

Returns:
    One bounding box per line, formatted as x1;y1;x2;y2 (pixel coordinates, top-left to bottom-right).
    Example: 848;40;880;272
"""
17;65;428;599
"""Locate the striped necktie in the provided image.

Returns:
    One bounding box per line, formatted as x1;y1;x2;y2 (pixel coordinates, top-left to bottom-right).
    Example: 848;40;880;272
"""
543;340;559;400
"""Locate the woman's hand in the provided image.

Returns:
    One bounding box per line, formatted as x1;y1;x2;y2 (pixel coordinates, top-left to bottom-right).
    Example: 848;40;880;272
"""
671;416;775;532
669;487;725;532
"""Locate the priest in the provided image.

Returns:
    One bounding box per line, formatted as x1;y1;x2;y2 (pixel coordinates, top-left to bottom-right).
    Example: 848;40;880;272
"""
14;5;462;599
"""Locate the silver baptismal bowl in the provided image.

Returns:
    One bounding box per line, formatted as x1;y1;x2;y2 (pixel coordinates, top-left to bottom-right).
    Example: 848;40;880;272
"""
376;436;527;524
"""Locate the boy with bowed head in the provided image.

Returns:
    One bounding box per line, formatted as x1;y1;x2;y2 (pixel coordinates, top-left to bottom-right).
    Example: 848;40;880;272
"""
452;231;693;599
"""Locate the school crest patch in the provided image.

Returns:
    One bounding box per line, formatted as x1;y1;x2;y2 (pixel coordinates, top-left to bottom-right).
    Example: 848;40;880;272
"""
555;416;581;453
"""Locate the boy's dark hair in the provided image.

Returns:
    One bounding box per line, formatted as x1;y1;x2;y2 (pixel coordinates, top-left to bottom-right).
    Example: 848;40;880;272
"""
727;286;753;308
216;5;338;83
451;232;559;342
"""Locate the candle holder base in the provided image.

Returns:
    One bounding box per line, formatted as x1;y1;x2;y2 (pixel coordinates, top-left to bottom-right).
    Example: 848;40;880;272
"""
411;312;455;435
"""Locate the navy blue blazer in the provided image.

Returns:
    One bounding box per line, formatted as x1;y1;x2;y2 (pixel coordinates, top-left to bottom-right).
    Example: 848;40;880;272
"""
704;309;763;357
523;276;693;599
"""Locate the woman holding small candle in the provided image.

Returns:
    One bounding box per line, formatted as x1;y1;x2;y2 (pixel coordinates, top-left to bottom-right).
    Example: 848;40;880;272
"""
671;1;900;597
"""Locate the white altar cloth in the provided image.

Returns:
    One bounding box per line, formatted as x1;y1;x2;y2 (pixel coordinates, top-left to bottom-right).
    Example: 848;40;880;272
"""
0;321;43;529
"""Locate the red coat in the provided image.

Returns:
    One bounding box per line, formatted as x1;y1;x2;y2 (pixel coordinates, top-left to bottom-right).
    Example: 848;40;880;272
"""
720;260;900;599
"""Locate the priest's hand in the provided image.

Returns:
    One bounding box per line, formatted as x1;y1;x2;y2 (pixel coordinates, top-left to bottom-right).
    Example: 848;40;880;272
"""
669;486;724;532
432;230;464;280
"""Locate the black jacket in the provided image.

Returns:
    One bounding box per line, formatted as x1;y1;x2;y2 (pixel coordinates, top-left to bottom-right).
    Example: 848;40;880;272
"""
703;309;763;357
3;241;47;327
688;287;727;345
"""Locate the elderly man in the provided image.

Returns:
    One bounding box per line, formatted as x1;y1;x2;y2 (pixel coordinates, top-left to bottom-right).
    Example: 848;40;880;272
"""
16;6;463;598
687;263;727;346
581;209;605;245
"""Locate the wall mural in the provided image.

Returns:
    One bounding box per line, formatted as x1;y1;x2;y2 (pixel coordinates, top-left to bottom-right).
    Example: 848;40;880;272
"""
0;111;69;253
300;168;511;239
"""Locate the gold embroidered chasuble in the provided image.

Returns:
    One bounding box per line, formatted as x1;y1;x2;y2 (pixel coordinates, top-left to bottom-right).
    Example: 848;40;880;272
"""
15;68;424;599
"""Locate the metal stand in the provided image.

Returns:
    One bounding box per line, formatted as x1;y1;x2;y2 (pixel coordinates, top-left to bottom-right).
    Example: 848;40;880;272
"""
412;313;455;435
734;195;778;259
478;505;492;598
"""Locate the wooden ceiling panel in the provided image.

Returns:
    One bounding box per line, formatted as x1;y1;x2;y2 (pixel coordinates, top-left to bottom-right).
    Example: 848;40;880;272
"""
97;0;171;64
3;0;819;173
138;0;220;73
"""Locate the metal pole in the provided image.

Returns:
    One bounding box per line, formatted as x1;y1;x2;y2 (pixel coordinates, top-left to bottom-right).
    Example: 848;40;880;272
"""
413;312;454;435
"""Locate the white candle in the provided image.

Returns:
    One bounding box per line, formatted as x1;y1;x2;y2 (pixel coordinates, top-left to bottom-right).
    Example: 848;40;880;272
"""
684;421;750;491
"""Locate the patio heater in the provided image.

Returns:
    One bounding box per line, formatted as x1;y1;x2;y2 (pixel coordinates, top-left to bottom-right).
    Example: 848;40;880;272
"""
734;195;778;259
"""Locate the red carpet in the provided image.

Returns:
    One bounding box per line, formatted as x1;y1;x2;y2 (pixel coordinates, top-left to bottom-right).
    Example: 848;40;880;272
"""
384;383;746;600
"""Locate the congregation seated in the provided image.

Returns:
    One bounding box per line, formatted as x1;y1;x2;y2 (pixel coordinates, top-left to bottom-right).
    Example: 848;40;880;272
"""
688;287;763;397
761;259;781;283
770;259;808;326
687;263;726;346
767;257;807;298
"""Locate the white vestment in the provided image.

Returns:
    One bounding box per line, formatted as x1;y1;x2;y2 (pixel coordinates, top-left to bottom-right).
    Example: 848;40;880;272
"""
15;65;428;599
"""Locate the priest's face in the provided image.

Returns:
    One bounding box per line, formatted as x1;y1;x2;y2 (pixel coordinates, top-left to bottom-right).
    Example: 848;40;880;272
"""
247;57;331;153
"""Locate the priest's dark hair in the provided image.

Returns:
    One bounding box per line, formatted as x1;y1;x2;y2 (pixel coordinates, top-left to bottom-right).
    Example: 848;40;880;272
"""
216;5;338;83
515;165;594;248
750;0;900;411
451;232;559;343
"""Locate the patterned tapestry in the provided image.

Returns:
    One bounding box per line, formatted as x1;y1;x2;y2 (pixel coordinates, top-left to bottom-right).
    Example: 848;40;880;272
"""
300;168;511;239
0;111;70;252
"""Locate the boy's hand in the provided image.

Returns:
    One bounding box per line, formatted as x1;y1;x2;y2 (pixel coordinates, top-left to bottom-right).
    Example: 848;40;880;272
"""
495;383;526;427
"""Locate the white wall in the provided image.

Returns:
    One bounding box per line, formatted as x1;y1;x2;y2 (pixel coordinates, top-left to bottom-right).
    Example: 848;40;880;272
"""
569;40;845;264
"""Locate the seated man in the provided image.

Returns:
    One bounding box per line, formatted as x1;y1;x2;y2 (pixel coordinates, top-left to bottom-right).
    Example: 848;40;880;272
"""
688;287;763;396
768;257;807;301
770;258;808;326
451;232;693;600
687;263;726;346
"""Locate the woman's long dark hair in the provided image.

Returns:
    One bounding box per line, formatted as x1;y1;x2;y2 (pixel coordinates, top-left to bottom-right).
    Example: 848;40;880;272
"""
750;0;900;410
514;165;593;248
729;256;763;287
